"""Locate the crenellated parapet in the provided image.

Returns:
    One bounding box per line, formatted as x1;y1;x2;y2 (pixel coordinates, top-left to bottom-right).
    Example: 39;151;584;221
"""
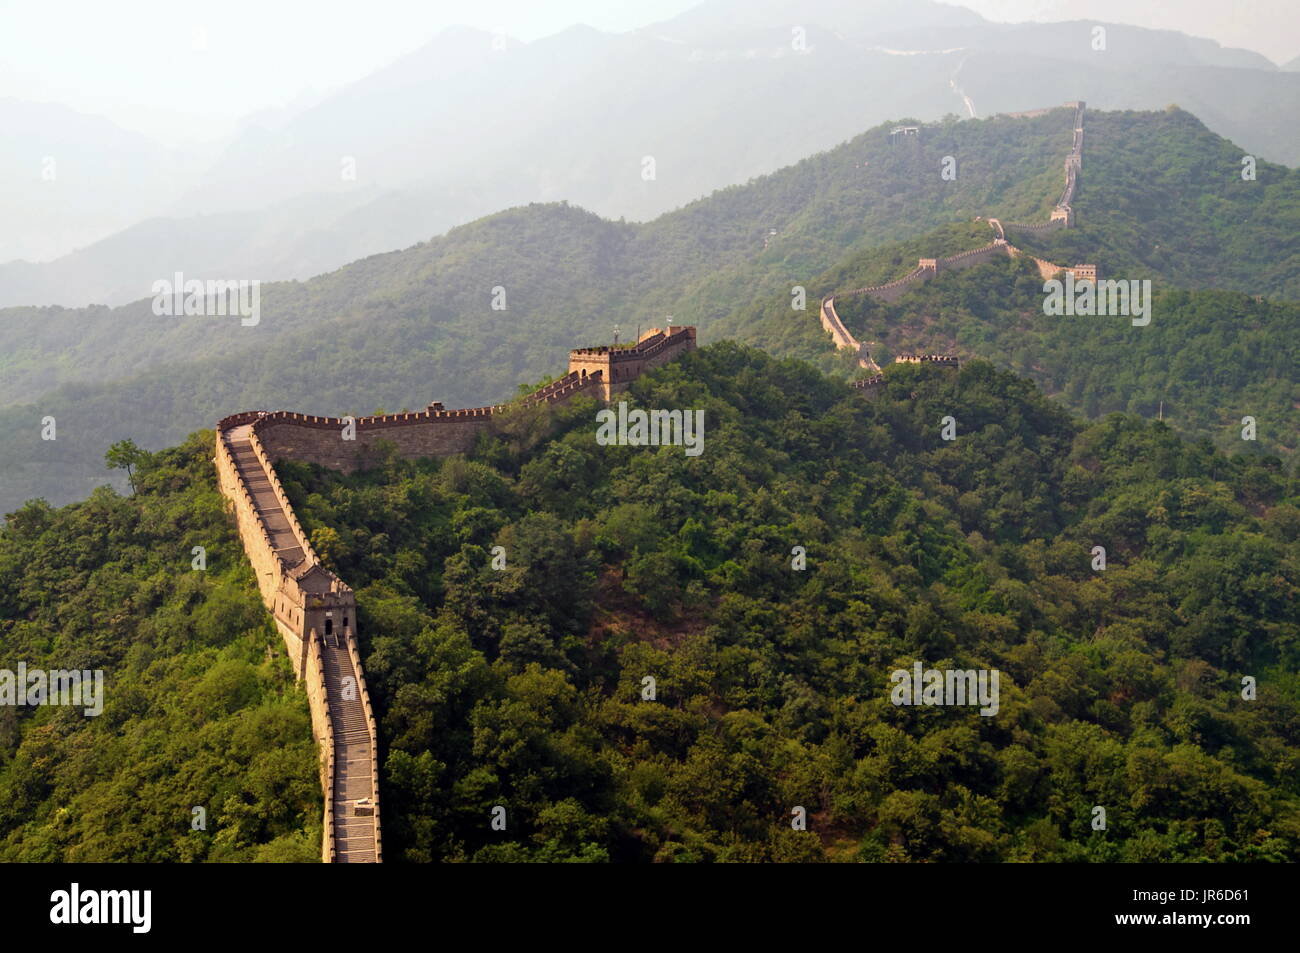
850;374;887;395
895;353;960;365
568;326;697;400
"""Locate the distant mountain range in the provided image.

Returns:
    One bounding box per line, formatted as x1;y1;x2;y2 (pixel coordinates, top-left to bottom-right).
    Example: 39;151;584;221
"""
2;101;1297;513
3;0;1300;310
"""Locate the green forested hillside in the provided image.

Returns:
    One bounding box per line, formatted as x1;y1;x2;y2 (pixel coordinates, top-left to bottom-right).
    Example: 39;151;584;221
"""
270;344;1300;862
1010;107;1300;297
5;105;1299;512
719;254;1300;459
0;435;321;861
0;107;1072;511
0;108;1075;412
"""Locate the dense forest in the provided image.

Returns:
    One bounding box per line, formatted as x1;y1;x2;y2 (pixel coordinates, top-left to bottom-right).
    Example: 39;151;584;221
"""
4;104;1298;511
1;343;1296;861
0;435;321;861
258;344;1299;862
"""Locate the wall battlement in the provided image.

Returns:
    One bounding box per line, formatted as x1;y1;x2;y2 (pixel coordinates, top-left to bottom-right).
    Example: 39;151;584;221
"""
215;328;696;862
568;325;697;400
895;353;961;365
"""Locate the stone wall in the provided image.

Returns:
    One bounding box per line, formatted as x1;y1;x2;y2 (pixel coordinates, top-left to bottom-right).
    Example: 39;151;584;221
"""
937;242;1013;272
255;411;493;473
215;328;697;862
837;242;1014;307
344;628;383;857
895;354;961;365
819;297;862;351
215;423;358;861
254;367;613;473
302;630;336;863
1026;254;1065;279
841;262;932;304
850;355;959;397
213;431;281;607
1002;218;1065;236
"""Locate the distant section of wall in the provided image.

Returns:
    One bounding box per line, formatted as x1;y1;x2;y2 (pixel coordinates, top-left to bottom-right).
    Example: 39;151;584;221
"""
818;101;1091;383
1002;218;1065;236
826;102;1085;319
840;262;931;304
895;354;961;366
1025;254;1064;279
819;298;881;370
937;242;1013;272
850;374;887;396
838;242;1015;307
819;297;858;351
851;354;959;397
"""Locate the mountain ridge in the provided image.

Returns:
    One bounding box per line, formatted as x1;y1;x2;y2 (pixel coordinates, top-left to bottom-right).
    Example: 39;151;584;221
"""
3;104;1298;513
6;3;1300;310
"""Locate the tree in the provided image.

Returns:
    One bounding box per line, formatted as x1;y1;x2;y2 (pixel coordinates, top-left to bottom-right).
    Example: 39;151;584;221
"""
105;439;150;494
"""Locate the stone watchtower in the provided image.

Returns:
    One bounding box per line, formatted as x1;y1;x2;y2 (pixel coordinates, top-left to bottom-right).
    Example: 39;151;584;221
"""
568;325;697;401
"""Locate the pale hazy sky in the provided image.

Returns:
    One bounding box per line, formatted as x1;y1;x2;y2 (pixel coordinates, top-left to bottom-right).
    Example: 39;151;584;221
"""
954;0;1300;65
0;0;700;143
1;0;1296;145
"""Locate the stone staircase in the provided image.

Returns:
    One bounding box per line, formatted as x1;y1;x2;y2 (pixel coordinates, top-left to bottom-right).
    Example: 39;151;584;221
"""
321;639;378;863
217;419;381;863
225;425;307;568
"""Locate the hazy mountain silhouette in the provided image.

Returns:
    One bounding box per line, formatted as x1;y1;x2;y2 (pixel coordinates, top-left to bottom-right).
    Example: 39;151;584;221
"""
3;0;1299;310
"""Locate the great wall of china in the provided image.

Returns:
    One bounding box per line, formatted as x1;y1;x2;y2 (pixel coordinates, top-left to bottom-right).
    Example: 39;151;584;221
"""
213;103;1089;861
821;102;1093;371
214;326;697;862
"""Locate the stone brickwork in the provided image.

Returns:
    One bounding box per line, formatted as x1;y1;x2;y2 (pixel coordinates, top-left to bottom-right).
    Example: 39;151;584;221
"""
215;328;696;862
